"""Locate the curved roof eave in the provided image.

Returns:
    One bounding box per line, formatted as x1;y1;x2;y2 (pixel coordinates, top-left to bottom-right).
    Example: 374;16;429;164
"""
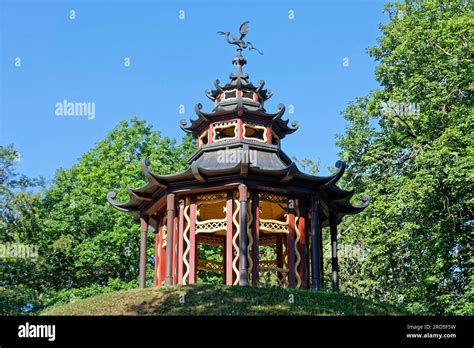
335;194;371;215
107;159;195;212
107;158;370;216
179;103;299;139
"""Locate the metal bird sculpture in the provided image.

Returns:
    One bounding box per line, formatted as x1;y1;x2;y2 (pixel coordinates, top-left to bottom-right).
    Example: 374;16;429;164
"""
217;21;263;55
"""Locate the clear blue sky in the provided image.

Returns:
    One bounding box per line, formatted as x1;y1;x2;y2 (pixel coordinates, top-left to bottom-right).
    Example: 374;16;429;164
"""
1;0;387;181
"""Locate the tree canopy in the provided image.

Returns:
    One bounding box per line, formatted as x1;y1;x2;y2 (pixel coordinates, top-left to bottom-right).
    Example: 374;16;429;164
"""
1;118;196;314
335;0;472;315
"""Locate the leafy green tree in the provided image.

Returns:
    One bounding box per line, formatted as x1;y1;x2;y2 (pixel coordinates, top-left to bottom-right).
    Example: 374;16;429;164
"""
0;145;44;314
336;0;472;314
2;118;196;314
0;145;43;241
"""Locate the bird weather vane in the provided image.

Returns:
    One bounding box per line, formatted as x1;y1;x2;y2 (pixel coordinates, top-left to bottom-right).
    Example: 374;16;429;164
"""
217;21;263;55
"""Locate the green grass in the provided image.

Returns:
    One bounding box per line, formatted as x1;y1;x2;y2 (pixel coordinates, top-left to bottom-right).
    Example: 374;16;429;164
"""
41;284;407;316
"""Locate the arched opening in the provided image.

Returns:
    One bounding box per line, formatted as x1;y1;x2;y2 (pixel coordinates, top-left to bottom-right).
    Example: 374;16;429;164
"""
224;90;237;100
243;123;267;143
242;90;253;100
213;122;238;142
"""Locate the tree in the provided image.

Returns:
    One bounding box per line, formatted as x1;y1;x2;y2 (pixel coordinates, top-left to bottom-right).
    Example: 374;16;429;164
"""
0;145;44;314
336;0;472;314
1;118;196;314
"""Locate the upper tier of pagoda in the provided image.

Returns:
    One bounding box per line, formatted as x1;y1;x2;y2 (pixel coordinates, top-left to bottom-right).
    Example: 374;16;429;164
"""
179;22;298;146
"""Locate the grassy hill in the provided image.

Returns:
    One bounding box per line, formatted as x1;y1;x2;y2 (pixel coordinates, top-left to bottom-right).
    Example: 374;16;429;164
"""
41;284;407;316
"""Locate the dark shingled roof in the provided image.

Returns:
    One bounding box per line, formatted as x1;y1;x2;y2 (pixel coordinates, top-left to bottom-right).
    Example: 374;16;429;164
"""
107;143;370;222
180;103;298;140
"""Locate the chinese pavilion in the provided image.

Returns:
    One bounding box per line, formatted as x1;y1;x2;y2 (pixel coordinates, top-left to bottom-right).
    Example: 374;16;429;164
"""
108;22;369;291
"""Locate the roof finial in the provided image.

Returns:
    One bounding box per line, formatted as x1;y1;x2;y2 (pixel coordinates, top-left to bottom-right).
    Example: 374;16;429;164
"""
217;21;264;56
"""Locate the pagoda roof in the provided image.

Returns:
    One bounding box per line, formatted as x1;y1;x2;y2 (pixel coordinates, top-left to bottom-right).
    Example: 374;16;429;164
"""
107;151;370;221
205;78;274;103
180;103;298;139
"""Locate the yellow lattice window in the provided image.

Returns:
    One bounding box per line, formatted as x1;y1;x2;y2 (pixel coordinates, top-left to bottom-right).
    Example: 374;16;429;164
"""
212;121;238;142
259;197;289;234
212;121;237;142
196;192;227;234
243;122;267;143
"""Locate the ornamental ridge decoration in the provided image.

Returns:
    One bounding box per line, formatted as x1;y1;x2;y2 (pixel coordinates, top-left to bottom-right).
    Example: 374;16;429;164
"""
217;21;263;55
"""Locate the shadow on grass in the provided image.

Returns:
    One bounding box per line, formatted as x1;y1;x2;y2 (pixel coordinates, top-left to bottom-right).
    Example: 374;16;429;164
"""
124;284;407;316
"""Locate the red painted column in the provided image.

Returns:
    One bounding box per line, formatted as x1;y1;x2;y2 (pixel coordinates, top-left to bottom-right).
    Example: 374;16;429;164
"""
298;201;307;288
266;126;271;144
208;124;213;144
189;196;197;284
287;199;296;288
177;199;185;284
225;192;234;285
154;214;162;287
139;216;149;289
237;119;243;140
251;191;260;286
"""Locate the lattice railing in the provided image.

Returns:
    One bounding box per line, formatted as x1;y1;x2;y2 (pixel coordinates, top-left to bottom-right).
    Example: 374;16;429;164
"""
259;218;289;234
195;218;227;233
